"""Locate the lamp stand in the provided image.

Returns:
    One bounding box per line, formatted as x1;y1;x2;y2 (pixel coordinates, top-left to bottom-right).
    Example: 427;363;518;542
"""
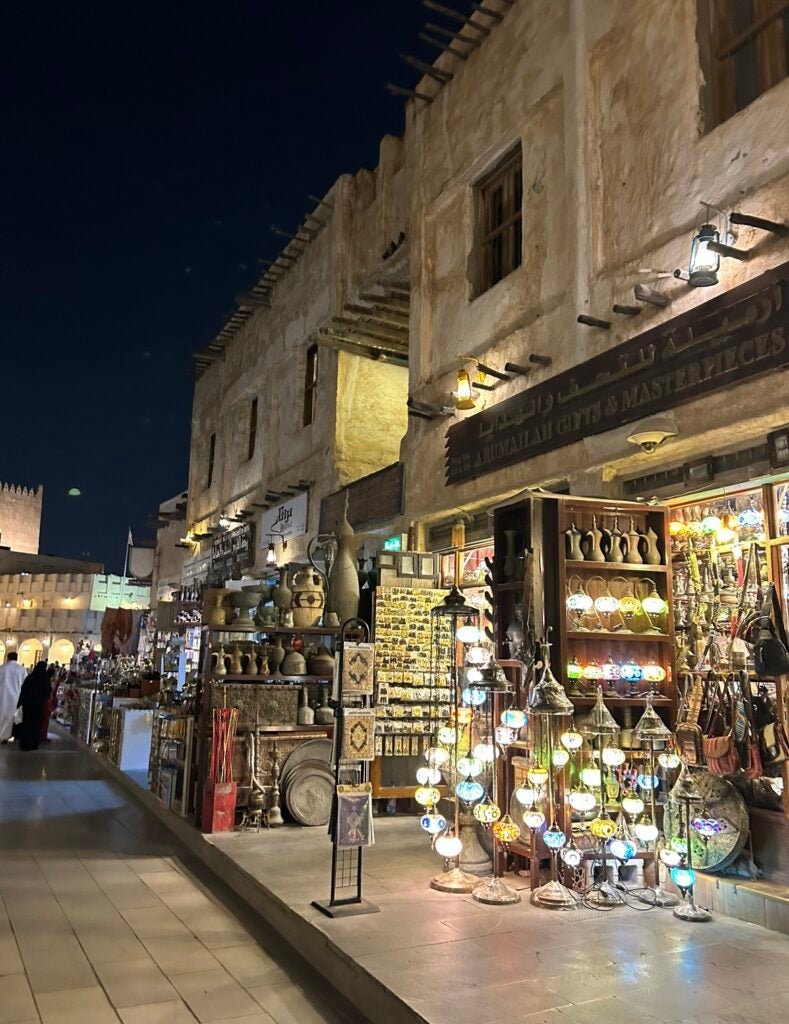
431;861;478;893
583;730;622;910
648;739;679;908
673;795;712;922
530;714;575;910
459;808;492;877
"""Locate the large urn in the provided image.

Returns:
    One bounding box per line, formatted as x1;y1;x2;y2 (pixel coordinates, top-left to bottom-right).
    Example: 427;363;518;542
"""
327;499;360;625
290;566;325;628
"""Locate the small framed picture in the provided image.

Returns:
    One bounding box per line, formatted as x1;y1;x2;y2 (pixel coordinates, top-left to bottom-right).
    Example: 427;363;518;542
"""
378;552;397;569
418;554;436;579
397;553;417;577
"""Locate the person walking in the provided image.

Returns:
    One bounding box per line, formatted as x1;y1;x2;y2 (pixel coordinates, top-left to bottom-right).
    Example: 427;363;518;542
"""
0;653;27;743
39;665;58;744
16;662;52;751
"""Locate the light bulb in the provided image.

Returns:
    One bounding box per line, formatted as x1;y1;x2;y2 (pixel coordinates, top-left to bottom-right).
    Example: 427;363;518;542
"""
514;785;537;807
495;725;517;749
582;661;603;681
660;847;682;867
568;789;596;812
671;836;688;854
465;667;483;684
425;746;450;768
601;657;622;681
642;589;667;616
609;837;637;861
473;742;495;763
634;818;659;843
420;812;446;835
456;621;483;644
456;756;483;778
437;726;457;746
642;662;666;683
594;592;619;615
691;817;721;837
621;793;645;816
492;814;520;845
636;773;659;790
701;514;721;534
543;825;567;850
561;844;582;868
581;766;602;789
415;786;440;807
466;644;489;667
461;686;487;707
620;661;642;682
567;658;583;680
589;816;617;840
435;831;463;859
416;766;441;786
658;751;681;769
527;764;549;786
472;799;501;825
455;780;484;804
524;809;545;830
670;865;696;890
552;749;570;768
501;707;526;729
567;591;593;612
456;706;473;725
715;524;736;545
618;593;641;617
560;728;583;751
602;746;625;767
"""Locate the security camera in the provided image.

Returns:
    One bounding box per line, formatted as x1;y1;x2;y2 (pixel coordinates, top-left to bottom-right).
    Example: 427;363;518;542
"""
626;416;678;454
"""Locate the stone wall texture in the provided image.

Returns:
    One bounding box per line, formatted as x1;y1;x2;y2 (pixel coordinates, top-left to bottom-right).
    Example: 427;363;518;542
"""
0;482;42;554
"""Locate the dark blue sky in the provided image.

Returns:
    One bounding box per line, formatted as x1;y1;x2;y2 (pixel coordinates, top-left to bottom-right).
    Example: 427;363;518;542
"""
2;0;430;572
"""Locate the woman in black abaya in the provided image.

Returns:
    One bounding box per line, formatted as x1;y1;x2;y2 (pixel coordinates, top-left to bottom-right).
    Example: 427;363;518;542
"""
16;662;52;751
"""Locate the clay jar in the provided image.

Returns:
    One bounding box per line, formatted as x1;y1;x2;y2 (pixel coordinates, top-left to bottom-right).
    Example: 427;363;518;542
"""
281;646;307;676
271;568;293;616
314;689;334;725
307;647;335;677
327;497;360;624
290;566;325;628
205;589;229;627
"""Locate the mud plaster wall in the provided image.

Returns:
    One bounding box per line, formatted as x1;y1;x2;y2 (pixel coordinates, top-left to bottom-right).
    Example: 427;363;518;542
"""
400;0;789;525
0;484;43;555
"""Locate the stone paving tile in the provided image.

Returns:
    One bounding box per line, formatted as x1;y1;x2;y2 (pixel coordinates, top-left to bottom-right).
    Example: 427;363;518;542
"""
171;967;261;1022
35;985;121;1024
94;957;179;1008
117;1000;198;1024
0;973;39;1023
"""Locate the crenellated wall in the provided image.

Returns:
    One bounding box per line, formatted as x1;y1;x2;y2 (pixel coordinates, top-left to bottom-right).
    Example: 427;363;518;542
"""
0;482;43;554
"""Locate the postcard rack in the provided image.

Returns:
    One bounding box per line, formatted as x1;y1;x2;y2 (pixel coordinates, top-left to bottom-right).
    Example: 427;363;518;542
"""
312;618;380;919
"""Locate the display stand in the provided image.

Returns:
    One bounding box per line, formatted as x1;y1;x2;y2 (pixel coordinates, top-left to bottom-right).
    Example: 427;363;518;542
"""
313;618;380;919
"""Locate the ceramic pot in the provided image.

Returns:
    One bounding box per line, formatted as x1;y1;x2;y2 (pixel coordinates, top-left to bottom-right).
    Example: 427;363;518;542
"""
565;524;584;561
314;688;334;725
327;498;360;624
242;649;258;676
281;647;306;676
644;527;661;565
297;685;315;726
585;516;605;562
272;568;293;613
229;646;244;674
290;566;325;628
206;590;229;627
607;519;625;563
270;638;286;675
624;519;644;565
212;646;227;677
307;647;335;677
228;590;259;626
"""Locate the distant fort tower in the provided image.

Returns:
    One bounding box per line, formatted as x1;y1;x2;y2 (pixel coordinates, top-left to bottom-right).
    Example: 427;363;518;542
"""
0;482;43;554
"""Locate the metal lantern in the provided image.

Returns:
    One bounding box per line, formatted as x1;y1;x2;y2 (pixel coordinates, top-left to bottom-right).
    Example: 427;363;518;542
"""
689;223;720;288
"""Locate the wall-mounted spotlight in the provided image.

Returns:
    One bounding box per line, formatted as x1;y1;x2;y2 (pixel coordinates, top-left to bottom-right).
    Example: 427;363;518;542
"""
408;396;454;420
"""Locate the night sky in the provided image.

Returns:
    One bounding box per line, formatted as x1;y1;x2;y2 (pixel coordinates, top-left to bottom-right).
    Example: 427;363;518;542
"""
2;1;430;572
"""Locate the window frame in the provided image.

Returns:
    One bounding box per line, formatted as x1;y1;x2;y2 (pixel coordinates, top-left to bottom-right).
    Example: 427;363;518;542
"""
206;433;216;490
247;397;258;462
699;0;789;130
474;145;523;297
303;344;318;427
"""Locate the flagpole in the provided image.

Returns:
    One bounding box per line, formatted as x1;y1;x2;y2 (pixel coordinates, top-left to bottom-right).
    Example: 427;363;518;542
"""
119;529;131;609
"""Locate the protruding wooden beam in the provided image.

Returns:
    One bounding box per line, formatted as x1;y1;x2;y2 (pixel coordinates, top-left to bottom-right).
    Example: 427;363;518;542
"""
400;53;453;83
236;293;270;309
423;0;490;33
471;3;503;21
418;31;469;59
344;303;409;329
387;82;434;103
331;318;409;349
425;21;482;46
308;194;333;210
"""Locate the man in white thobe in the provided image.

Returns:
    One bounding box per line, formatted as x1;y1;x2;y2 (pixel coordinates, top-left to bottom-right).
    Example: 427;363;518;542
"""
0;653;27;742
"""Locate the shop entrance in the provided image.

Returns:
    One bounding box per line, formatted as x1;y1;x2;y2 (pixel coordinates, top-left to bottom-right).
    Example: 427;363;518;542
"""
49;638;75;666
18;639;43;669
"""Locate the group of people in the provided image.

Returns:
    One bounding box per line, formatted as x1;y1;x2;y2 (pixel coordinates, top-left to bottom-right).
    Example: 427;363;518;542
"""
0;654;63;750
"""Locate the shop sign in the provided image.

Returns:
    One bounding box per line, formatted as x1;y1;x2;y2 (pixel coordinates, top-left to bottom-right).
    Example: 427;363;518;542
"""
182;553;211;583
211;523;254;577
446;263;789;485
260;491;308;544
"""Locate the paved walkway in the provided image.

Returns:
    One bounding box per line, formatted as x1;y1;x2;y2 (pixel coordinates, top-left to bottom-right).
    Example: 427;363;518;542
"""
0;733;360;1024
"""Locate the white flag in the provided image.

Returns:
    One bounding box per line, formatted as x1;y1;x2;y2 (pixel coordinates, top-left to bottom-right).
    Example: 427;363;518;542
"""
127;527;134;547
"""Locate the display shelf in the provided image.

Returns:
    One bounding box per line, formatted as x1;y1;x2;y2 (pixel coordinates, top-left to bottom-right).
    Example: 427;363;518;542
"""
209;674;333;683
493;581;526;592
566;630;670;643
565;694;672;707
203;625;348;636
564;561;669;574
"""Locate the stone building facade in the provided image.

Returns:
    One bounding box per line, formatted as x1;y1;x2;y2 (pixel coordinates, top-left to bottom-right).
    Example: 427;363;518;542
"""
184;0;789;561
0;482;43;555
